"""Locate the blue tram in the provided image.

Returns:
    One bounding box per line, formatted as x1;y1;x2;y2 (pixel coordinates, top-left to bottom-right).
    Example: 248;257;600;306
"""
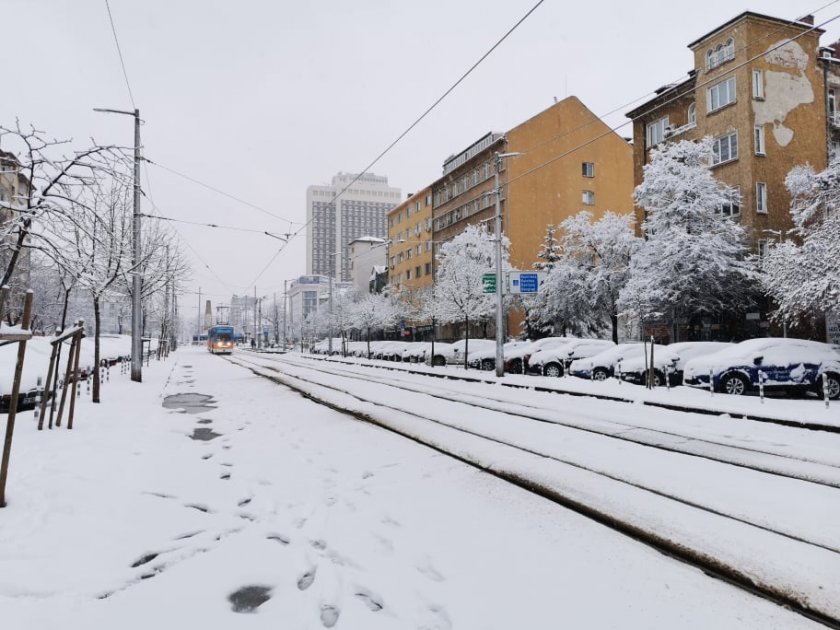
207;325;235;354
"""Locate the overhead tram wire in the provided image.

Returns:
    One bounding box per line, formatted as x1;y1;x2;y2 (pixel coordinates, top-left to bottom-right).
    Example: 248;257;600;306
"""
500;0;840;174
243;0;547;291
104;0;136;110
145;158;298;228
505;10;840;189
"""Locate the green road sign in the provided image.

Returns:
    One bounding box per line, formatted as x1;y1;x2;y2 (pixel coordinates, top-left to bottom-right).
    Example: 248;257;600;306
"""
482;273;496;293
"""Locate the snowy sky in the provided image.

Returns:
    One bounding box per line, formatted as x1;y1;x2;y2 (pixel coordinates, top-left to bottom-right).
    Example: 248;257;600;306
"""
2;0;837;321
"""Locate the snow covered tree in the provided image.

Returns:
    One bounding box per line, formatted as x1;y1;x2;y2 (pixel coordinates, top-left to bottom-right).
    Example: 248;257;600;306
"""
534;224;562;271
618;138;756;340
521;225;563;338
560;211;640;343
434;223;509;367
761;160;840;323
350;291;401;358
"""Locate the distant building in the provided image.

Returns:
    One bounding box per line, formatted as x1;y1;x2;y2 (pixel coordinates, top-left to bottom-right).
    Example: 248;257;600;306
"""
347;236;386;295
0;150;32;294
286;274;351;337
306;172;400;282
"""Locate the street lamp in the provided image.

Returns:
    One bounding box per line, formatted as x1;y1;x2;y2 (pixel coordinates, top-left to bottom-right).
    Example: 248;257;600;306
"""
94;107;142;382
493;151;522;377
325;250;343;354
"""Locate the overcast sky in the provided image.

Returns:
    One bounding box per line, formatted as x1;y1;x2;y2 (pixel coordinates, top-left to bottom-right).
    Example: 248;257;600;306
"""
3;0;837;322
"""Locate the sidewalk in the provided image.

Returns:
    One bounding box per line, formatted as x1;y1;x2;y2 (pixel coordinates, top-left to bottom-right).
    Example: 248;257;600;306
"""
0;347;822;629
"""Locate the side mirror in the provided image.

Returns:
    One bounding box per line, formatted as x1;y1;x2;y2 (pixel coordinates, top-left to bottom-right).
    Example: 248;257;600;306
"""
753;356;763;365
670;356;680;364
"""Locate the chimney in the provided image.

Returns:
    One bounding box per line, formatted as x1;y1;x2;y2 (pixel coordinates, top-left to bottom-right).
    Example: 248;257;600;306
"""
797;14;814;25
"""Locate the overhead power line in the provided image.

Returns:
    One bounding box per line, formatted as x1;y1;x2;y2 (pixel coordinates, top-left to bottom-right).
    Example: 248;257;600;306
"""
145;158;298;226
104;0;136;110
245;0;547;291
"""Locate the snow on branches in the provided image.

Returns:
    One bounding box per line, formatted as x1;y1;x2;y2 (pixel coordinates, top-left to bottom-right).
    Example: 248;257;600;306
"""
761;160;840;322
618;138;756;329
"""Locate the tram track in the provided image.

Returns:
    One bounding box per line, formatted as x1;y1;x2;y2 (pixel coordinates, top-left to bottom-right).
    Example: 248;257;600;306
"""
227;351;840;627
250;352;840;489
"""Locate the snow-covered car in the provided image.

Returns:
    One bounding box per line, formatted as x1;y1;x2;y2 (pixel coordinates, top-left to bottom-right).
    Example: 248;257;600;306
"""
568;343;661;381
529;339;616;377
402;342;452;363
682;338;840;399
618;341;732;386
468;340;531;371
372;340;412;361
502;336;576;374
427;338;495;367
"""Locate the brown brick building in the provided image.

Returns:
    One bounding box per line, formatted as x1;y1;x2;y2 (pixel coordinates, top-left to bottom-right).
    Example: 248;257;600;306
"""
626;12;830;251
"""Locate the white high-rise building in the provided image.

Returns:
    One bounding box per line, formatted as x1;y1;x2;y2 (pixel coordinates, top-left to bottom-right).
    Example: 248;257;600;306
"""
306;172;400;281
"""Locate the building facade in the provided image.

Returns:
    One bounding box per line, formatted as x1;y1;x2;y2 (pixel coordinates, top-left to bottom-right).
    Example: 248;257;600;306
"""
386;186;434;296
347;236;386;295
306;172;400;282
0;150;32;294
626;12;829;249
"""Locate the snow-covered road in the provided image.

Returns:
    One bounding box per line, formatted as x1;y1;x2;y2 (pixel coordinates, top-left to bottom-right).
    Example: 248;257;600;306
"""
0;346;834;629
231;350;840;625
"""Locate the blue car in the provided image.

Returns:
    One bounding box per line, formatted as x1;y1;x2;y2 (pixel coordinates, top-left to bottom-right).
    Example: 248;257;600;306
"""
682;338;840;399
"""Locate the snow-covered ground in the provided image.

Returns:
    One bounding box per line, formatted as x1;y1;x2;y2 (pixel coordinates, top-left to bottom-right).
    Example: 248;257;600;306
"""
0;346;831;628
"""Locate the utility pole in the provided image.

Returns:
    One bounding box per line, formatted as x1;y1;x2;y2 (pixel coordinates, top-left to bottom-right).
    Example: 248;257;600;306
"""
493;151;521;377
283;280;288;350
197;287;201;343
253;286;258;348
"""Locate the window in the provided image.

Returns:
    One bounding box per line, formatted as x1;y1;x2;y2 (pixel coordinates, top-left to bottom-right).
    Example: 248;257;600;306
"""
646;116;669;148
582;162;595;177
425;194;432;206
406;269;411;280
415;265;421;278
688;102;697;125
756;182;768;213
416;244;421;255
582;190;595;205
406;206;411;218
707;76;736;112
706;38;735;69
712;132;738;165
406;249;412;260
757;239;770;260
425;262;432;275
830;88;837;123
752;70;764;99
754;126;766;156
719;186;741;217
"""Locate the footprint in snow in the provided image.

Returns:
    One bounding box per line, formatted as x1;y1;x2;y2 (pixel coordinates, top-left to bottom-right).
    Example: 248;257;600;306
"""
416;558;445;582
297;568;316;591
355;590;383;612
320;604;340;628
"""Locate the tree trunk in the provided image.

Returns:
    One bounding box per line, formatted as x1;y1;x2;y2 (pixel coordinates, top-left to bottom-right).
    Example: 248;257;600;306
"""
611;313;619;344
463;316;470;370
366;327;371;359
93;296;101;403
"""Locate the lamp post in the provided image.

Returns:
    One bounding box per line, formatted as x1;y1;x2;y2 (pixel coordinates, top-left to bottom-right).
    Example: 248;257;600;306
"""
325;250;343;354
94;107;142;382
493;151;522;377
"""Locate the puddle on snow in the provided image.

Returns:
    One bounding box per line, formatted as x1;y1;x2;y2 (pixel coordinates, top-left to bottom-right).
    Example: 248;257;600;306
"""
162;393;217;414
229;585;273;613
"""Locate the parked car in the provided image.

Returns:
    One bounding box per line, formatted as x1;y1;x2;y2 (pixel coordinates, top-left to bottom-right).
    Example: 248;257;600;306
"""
427;338;495;367
568;343;661;380
372;341;412;361
529;339;616;377
682;338;840;398
502;337;576;374
402;342;452;363
468;340;531;371
618;341;733;386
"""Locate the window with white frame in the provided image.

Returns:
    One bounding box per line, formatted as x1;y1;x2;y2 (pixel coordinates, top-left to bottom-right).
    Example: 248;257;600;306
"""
582;190;595;205
706;38;735;69
712;132;738;165
707;76;736;112
752;70;764;99
756;182;768;213
582;162;595;177
646;117;669;148
754;126;766;155
688;102;697;125
757;239;770;260
830;88;837;123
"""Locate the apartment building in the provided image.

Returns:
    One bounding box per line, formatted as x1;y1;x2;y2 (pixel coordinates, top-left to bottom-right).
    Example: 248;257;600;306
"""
306;172;400;282
626;12;829;249
0;150;32;293
347;236;386;295
386;186;434;296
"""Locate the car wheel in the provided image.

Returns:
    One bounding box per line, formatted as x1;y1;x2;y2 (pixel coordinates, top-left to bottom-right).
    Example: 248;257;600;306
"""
720;373;749;396
509;359;522;374
592;367;609;381
481;358;495;371
544;362;563;378
818;372;840;400
642;370;664;387
433;355;446;367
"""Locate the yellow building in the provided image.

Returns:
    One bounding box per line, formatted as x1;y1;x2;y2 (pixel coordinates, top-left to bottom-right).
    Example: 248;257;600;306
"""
386;186;434;297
